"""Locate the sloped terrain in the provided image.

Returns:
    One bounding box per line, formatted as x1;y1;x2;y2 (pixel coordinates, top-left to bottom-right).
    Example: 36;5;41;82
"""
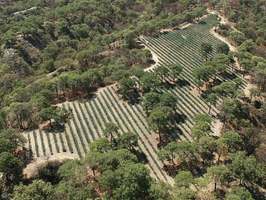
23;15;245;184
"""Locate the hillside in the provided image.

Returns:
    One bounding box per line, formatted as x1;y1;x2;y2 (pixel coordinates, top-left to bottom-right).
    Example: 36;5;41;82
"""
0;1;266;200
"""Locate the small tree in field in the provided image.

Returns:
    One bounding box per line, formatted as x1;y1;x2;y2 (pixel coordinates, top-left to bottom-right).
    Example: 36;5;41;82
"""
158;141;178;165
200;43;213;60
217;43;230;55
168;64;183;82
142;92;160;115
175;170;194;188
148;106;172;144
206;93;218;114
103;122;119;145
118;78;138;102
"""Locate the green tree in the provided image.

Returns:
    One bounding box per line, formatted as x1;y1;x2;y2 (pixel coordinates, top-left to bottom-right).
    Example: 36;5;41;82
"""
154;66;169;80
206;165;229;191
174;170;194;188
217;43;230;55
99;163;152;200
12;180;55;200
140;73;161;94
118;78;138;102
159;93;178;112
174;187;196;200
148;106;172;144
117;132;138;152
206;93;218;114
200;42;213;60
218;131;243;153
225;187;254;200
0;129;25;153
229;152;265;185
168;64;183;82
191;114;212;141
103;122;119;145
0;152;23;184
142;92;160;115
158;141;178;165
90;138;111;153
229;31;246;46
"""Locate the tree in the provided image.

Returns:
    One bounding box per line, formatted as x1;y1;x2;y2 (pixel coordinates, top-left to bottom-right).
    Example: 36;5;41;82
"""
229;152;265;185
193;64;214;91
159;93;178;112
218;131;243;153
118;77;138;103
39;106;57;127
213;81;238;99
174;187;196;200
12;180;55;200
229;31;246;46
191;114;212;141
39;106;69;128
174;170;194;188
149;182;172;200
154;66;169;80
123;31;136;49
168;64;183;82
103;122;119;145
86;148;137;175
217;43;230;55
206;165;229;191
117;132;138;152
206;93;218;114
0;152;23;184
198;136;217;165
9;102;32;129
99;163;152;200
220;98;242;126
212;54;230;75
225;187;254;200
200;43;213;60
175;141;198;169
148;106;172;144
0;129;25;153
90;138;111;153
158;141;178;165
75;46;100;70
140;73;161;94
142;92;160;115
238;39;255;53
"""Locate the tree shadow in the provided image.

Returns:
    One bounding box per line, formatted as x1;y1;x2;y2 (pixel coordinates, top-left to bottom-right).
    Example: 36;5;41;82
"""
43;123;65;133
200;78;222;99
135;149;148;164
220;71;237;80
176;79;191;87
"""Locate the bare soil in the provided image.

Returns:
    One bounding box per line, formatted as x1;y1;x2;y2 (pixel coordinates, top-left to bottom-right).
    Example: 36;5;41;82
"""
23;152;78;179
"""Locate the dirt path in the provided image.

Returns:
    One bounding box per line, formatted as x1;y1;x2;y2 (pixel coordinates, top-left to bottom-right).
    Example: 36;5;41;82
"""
139;36;160;72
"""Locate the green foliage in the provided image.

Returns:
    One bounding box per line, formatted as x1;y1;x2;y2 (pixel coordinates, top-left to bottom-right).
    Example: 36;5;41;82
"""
100;163;151;200
0;152;23;182
174;170;194;187
229;152;265;185
217;43;230;55
225;187;254;200
200;42;213;60
12;180;55;200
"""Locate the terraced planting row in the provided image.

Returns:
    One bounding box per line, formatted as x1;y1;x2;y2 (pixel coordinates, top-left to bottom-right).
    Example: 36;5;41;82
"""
24;85;174;184
24;18;245;185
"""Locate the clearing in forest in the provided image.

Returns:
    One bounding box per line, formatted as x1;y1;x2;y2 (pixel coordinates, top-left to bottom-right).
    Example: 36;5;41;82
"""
23;15;245;184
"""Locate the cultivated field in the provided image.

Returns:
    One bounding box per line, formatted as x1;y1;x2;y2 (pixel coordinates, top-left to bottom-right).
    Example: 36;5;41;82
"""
23;15;245;184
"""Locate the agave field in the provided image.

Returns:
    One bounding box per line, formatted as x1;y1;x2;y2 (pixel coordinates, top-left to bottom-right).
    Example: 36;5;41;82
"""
23;15;245;184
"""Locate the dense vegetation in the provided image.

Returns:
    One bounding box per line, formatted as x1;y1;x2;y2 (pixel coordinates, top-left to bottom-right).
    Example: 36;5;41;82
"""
0;0;265;200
